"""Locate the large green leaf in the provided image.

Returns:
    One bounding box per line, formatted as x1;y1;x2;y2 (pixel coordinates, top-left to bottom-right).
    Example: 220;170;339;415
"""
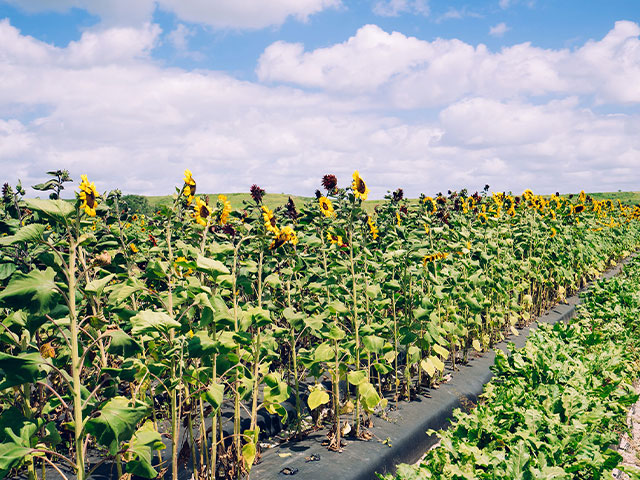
85;396;149;456
23;198;74;223
130;311;181;336
107;329;142;357
0;224;46;246
0;352;51;390
196;255;230;278
308;389;330;410
125;421;165;479
0;443;32;479
0;267;58;315
85;274;116;297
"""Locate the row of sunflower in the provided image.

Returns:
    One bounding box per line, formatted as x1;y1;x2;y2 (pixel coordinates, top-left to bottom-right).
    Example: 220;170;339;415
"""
1;171;640;480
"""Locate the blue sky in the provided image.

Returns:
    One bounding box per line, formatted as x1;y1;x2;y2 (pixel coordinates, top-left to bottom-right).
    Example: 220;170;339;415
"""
1;0;639;198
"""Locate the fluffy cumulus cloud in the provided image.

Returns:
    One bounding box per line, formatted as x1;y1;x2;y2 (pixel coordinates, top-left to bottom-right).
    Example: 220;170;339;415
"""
1;19;640;198
257;21;640;107
489;22;509;37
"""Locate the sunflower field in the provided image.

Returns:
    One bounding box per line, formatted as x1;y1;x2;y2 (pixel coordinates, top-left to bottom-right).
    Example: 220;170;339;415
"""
1;171;640;480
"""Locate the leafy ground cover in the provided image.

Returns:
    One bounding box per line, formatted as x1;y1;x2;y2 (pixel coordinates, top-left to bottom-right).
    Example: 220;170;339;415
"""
1;172;640;480
384;255;640;480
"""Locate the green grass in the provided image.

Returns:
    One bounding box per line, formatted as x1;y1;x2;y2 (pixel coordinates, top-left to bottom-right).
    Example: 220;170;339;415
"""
143;190;640;213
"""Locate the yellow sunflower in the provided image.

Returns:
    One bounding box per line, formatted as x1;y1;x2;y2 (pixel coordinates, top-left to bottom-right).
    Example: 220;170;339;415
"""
550;228;557;238
318;196;334;217
174;256;193;277
78;174;99;217
351;171;370;201
262;206;279;235
129;243;139;253
572;204;586;214
193;196;212;226
218;194;232;225
367;216;379;239
183;169;196;204
270;225;298;250
327;232;345;247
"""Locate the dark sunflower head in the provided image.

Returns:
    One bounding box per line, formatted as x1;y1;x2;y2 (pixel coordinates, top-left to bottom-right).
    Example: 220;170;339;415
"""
284;197;298;220
250;184;265;205
321;174;338;192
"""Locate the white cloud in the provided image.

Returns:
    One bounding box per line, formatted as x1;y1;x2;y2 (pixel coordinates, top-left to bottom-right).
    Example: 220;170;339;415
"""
489;22;509;37
1;19;639;199
168;24;193;51
257;21;640;108
372;0;430;17
3;0;341;29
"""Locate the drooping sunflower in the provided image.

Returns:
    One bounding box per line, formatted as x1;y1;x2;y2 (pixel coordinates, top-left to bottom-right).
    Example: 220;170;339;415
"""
218;194;232;225
193;196;212;226
318;196;334;217
423;196;437;214
367;216;379;239
183;169;196;204
174;256;193;277
78;174;99;217
262;206;279;235
550;227;557;238
351;171;370;201
130;243;139;253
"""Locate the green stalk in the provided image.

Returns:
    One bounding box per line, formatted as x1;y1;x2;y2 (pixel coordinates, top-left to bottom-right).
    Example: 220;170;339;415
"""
348;228;361;436
68;236;85;480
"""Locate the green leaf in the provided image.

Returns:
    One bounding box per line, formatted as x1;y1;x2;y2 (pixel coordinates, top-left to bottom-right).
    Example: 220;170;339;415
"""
196;255;230;278
308;389;330;410
85;396;149;456
359;381;381;411
23;198;74;223
126;421;165;479
328;326;346;340
0;267;58;315
0;443;32;478
362;335;385;354
107;329;142;357
188;330;218;358
0;224;46;246
430;355;445;373
0;351;51;389
130;311;181;336
85;274;116;297
202;383;224;411
472;339;482;352
313;342;335;362
242;440;256;472
347;369;367;386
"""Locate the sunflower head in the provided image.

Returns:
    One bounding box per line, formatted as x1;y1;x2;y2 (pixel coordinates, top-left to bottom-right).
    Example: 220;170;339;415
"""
250;184;265;205
78;174;99;217
351;171;370;201
423;196;437;214
183;169;196;203
319;196;335;217
327;231;345;247
262;206;279;235
321;174;338;193
367;216;379;239
572;204;586;214
217;194;232;225
193;196;212;226
270;225;298;250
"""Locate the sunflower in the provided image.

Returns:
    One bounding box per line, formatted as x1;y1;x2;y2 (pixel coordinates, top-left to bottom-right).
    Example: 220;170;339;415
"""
367;216;379;239
130;243;139;253
351;171;370;201
218;194;232;225
270;225;298;250
478;212;488;224
550;228;557;238
572;204;586;214
174;256;193;277
193;197;212;226
318;196;334;217
423;196;437;214
422;251;449;266
262;206;279;235
183;169;196;204
579;190;586;203
327;232;345;247
78;174;99;217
